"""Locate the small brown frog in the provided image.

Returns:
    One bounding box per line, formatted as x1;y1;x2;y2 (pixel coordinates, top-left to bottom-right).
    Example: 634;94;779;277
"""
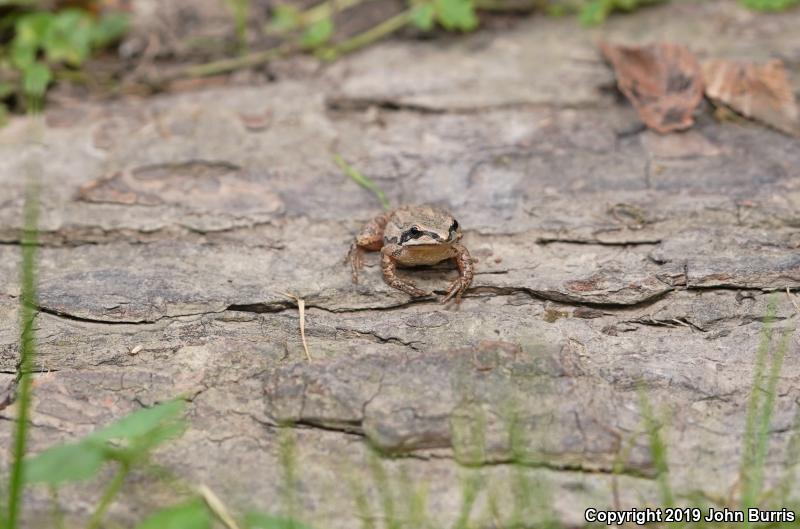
347;205;473;303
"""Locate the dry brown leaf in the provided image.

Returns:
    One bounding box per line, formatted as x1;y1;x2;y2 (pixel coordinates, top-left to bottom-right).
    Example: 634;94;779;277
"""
601;42;704;133
238;109;272;132
703;59;800;137
281;292;312;362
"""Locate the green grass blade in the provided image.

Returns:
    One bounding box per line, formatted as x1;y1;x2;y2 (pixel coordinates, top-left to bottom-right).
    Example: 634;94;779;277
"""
367;449;399;529
343;458;375;529
278;426;299;525
753;327;790;473
483;483;501;528
507;407;557;527
398;466;429;529
86;462;131;529
507;410;531;527
6;176;40;529
742;317;791;519
452;469;481;529
333;154;391;211
638;388;673;508
7;178;40;517
740;297;778;515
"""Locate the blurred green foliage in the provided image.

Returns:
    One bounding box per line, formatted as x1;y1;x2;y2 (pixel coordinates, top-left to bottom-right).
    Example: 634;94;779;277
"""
740;0;799;10
267;0;655;59
245;512;317;529
411;0;479;31
135;499;212;529
302;18;334;48
578;0;663;24
226;0;251;52
24;400;186;487
0;5;127;115
267;0;799;60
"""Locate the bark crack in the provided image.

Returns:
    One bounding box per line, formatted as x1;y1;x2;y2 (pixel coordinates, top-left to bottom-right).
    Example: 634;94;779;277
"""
268;418;655;479
28;282;794;327
333;326;422;350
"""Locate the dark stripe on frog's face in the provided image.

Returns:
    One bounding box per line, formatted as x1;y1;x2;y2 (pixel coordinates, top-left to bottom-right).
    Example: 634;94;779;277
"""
400;228;444;245
448;219;459;241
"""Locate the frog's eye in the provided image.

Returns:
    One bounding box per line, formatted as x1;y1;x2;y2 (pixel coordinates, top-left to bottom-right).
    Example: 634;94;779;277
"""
409;226;421;235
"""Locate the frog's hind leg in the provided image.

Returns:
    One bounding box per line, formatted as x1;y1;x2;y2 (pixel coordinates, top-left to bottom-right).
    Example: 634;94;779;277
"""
381;245;430;298
347;212;390;283
442;243;474;304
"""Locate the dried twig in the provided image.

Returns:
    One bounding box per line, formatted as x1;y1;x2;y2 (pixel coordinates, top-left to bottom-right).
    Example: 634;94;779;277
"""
282;292;312;362
198;484;241;529
179;44;294;79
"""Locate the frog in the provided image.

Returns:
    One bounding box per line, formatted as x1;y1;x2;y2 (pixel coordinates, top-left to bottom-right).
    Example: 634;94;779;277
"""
347;205;473;303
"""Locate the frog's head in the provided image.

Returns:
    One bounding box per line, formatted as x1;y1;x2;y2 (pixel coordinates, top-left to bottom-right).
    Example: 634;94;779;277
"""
390;205;462;247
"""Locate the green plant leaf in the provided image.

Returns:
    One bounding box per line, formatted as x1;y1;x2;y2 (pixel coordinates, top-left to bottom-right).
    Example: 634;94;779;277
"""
135;499;211;529
11;40;36;69
270;5;301;31
434;0;478;31
245;513;316;529
90;12;129;48
124;422;186;461
24;441;107;485
579;0;662;24
22;401;186;487
14;12;52;47
91;400;185;443
301;18;333;48
579;0;609;25
22;62;52;97
0;103;8;127
411;4;436;31
42;9;93;66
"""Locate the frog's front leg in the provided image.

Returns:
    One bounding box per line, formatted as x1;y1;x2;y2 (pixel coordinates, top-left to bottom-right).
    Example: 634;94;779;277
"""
347;212;391;283
381;245;430;298
442;243;473;304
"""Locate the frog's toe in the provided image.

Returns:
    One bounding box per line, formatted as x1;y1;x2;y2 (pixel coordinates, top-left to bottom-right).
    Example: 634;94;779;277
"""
399;281;430;297
349;262;361;284
347;245;365;283
442;279;467;304
385;278;429;298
